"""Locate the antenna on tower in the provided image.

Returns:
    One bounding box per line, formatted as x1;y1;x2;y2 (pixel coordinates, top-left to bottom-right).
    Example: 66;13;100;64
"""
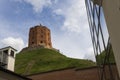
39;23;42;26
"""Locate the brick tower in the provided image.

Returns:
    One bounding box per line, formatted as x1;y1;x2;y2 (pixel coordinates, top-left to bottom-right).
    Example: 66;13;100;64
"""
28;24;52;48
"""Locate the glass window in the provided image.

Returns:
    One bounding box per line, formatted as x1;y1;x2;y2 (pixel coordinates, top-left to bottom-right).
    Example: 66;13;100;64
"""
3;50;8;55
10;50;14;57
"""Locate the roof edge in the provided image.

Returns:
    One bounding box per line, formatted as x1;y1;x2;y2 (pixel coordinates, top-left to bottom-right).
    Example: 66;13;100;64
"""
0;46;17;51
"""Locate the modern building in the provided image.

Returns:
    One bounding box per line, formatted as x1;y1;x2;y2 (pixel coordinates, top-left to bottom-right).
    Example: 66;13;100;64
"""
0;46;17;71
28;24;52;48
85;0;120;79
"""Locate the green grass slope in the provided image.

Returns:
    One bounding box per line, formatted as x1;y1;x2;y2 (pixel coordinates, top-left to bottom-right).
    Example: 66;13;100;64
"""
97;49;115;65
15;48;95;75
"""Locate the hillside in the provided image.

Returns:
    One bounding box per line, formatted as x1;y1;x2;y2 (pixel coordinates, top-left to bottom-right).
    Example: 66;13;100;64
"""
15;48;96;75
97;49;115;65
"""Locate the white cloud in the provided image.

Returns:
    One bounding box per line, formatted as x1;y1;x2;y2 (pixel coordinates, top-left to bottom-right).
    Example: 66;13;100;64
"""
53;0;58;4
84;47;96;61
13;0;23;2
54;0;88;34
53;9;63;15
27;0;51;13
0;37;26;52
52;0;95;61
52;34;84;59
52;30;95;61
18;0;52;13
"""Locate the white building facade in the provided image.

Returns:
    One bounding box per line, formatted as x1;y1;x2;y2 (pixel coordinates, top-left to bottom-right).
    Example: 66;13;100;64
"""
0;46;17;71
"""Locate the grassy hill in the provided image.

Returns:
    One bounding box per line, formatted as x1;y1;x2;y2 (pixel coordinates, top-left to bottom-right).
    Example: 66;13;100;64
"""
97;49;115;65
15;48;96;75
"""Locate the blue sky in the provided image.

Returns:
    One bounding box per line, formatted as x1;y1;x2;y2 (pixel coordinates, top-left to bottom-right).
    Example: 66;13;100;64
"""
0;0;96;61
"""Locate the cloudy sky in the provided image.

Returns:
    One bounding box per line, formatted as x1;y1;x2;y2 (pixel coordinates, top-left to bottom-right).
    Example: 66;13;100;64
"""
0;0;96;61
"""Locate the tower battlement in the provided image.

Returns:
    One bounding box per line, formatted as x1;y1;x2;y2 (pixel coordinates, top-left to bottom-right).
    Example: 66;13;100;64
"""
28;24;52;48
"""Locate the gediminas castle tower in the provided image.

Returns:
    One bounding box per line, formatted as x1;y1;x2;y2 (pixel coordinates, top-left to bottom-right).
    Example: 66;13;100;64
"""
28;24;52;48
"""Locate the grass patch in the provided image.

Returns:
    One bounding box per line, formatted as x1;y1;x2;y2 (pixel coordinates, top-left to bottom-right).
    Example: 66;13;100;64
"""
15;48;95;75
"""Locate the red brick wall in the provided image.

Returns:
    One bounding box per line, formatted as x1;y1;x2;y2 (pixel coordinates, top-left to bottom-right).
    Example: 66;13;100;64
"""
28;25;52;48
27;65;119;80
28;69;76;80
76;67;99;80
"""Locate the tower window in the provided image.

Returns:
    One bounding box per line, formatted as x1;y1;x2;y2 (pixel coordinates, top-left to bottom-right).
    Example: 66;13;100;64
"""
10;50;14;57
41;30;43;33
32;36;34;39
32;42;34;44
48;43;51;46
48;33;50;36
48;38;50;41
41;35;43;38
33;31;34;34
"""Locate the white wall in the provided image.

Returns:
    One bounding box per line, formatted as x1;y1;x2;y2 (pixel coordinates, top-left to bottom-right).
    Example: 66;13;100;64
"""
0;47;16;71
101;0;120;77
7;56;15;71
